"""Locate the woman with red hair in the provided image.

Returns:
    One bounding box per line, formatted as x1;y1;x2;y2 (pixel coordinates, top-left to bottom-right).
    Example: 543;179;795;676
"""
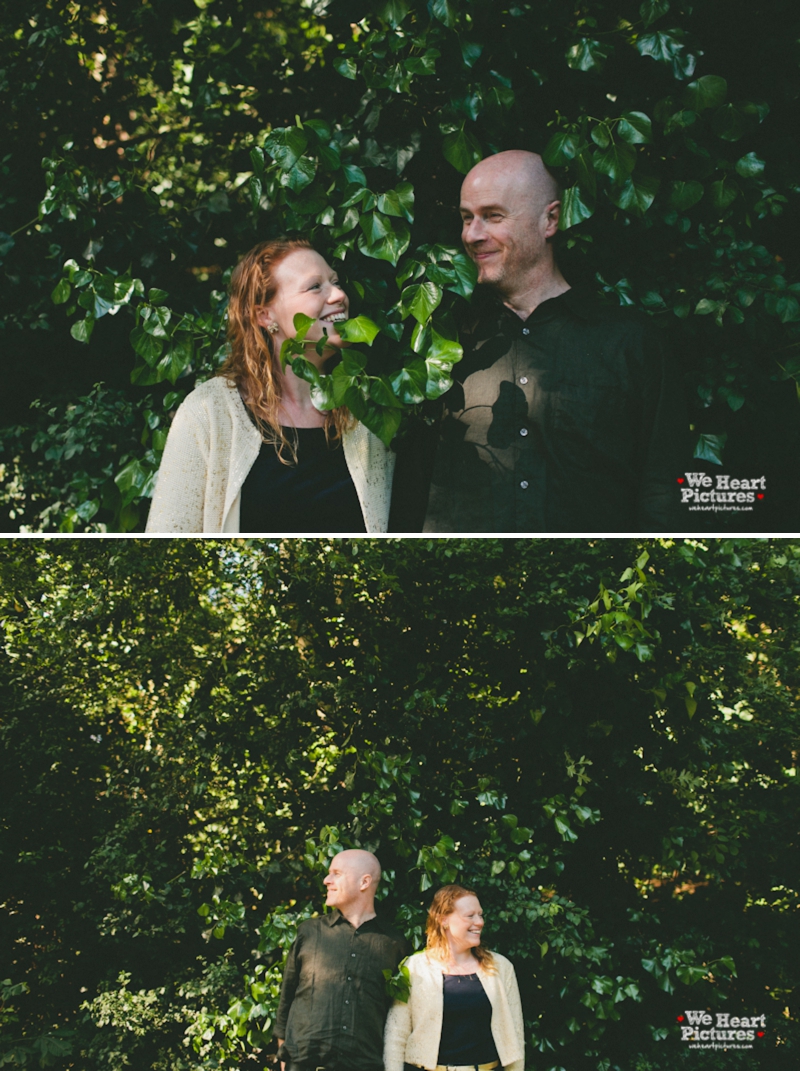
384;884;524;1071
146;239;394;532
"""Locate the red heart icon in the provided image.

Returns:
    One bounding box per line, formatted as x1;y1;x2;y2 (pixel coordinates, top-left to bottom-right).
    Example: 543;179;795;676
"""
757;1031;764;1037
677;1015;684;1022
757;493;764;499
677;477;685;484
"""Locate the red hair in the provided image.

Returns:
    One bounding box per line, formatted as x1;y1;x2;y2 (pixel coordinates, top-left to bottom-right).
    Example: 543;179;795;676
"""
425;884;495;971
218;238;352;463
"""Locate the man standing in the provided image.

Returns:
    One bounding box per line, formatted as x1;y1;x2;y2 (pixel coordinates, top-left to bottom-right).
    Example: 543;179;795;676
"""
275;849;409;1071
422;149;688;532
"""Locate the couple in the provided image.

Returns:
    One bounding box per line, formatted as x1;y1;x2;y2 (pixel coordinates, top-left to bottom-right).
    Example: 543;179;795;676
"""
147;149;686;533
275;849;524;1071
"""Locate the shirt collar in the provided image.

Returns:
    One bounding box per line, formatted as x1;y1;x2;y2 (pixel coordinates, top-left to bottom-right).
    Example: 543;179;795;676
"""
324;909;382;930
478;283;592;330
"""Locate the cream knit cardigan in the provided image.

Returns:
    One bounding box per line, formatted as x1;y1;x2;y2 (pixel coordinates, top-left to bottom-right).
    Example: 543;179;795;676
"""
384;950;525;1071
145;377;395;533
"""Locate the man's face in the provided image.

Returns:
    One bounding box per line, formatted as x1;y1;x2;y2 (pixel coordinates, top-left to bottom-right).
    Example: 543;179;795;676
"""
460;166;556;292
323;854;363;910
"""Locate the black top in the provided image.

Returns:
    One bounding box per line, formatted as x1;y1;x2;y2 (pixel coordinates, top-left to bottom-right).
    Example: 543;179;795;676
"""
239;426;366;533
438;973;500;1065
274;911;410;1071
421;287;690;533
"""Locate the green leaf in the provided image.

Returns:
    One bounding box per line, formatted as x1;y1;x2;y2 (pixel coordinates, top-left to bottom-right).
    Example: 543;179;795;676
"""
264;127;308;170
670;179;704;211
130;325;165;365
460;40;482;68
141;304;172;338
343;164;367;187
593;142;636;183
693;432;727;465
148;288;169;306
683;75;727;111
609;174;660;216
427;328;463;366
430;0;457;28
377;181;415;222
375;0;409;27
368;376;403;408
400;281;443;323
338;316;380;344
560;185;595;228
52;277;71;304
640;0;669;27
424;356;456;398
442;127;482;175
709;177;738;210
710;103;746;141
407;47;440;75
735;151;765;178
70;316;94;343
566;39;610;72
542;132;582;166
357;217;410;266
390;361;427;404
617;111;653;145
334;57;357;80
280;155;317;192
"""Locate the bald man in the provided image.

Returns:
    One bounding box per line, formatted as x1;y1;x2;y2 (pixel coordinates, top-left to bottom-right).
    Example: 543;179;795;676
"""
274;850;409;1071
417;149;688;532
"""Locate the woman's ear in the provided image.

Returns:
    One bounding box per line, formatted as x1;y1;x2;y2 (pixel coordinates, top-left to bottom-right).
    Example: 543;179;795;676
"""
255;305;272;329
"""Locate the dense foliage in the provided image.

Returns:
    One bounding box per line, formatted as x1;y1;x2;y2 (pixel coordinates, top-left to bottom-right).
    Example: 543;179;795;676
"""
1;0;799;530
1;537;799;1070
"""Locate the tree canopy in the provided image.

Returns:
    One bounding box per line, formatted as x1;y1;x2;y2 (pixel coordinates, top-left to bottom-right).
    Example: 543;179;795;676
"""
1;0;799;531
1;537;798;1069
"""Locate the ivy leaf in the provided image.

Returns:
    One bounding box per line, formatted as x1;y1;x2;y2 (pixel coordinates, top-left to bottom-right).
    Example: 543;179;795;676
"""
424;356;455;398
430;0;457;28
560;185;595;228
442;126;482;175
141;305;172;338
670;179;704;211
593;142;637;183
709;177;738;210
460;40;483;68
542;132;582;166
683;74;727;110
617;111;653;145
280;155;317;192
70;316;94;343
566;39;611;72
130;326;165;365
389;360;428;404
400;281;442;323
636;30;696;79
51;277;71;304
711;103;745;141
427;328;463;365
609;174;660;216
640;0;669;27
377;182;415;222
693;432;727;465
357;218;411;266
334;57;357;80
264;127;308;170
375;0;409;27
406;48;440;75
735;151;765;178
338;316;380;344
368;376;404;407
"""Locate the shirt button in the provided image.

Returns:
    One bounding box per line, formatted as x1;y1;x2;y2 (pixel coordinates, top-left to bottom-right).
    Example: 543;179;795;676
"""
520;481;529;490
522;327;530;335
351;953;356;957
519;428;528;437
519;376;528;385
347;976;352;981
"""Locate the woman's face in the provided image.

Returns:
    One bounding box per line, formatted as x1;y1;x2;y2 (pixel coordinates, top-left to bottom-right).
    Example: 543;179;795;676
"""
443;894;484;952
260;248;349;355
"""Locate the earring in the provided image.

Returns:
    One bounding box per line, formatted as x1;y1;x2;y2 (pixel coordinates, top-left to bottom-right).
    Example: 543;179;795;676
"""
267;322;279;334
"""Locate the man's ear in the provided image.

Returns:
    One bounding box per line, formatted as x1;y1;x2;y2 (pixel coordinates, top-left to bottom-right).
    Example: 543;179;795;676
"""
544;200;561;239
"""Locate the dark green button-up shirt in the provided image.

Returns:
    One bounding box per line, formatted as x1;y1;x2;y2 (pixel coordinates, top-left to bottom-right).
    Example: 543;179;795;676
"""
274;911;409;1071
423;287;689;532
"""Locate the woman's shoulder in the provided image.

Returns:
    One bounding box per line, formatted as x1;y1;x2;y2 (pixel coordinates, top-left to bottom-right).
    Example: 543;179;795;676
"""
181;375;239;409
484;950;515;975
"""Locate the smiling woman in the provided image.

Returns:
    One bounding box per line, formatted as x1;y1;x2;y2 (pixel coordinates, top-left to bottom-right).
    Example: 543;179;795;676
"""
145;239;395;533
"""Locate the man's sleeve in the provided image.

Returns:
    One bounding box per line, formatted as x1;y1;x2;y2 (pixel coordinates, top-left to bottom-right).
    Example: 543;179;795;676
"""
635;326;691;530
273;933;302;1040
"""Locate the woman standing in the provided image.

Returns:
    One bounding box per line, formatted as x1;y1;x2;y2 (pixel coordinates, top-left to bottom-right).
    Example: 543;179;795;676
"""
384;885;524;1071
145;238;394;532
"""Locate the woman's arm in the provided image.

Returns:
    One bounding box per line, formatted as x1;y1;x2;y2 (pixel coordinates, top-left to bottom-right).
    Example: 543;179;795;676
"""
502;960;525;1071
145;399;210;532
383;997;412;1071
